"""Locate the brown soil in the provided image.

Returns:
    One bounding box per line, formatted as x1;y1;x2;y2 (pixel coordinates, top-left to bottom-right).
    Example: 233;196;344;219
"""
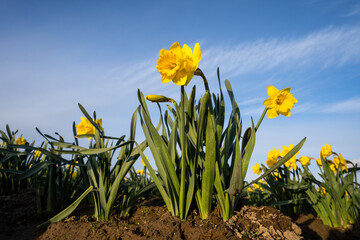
1;190;359;240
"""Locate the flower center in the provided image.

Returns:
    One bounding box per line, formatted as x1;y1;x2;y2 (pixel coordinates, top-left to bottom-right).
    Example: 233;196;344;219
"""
170;62;177;69
276;94;286;105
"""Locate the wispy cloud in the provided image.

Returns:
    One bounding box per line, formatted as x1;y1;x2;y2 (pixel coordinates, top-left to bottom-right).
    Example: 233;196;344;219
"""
351;158;360;165
237;97;263;106
292;102;314;114
321;96;360;113
201;25;360;79
342;4;360;17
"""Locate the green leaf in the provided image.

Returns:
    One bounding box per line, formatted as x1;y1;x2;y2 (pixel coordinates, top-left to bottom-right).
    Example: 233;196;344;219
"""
37;186;93;228
17;161;53;180
201;110;217;219
0;169;23;174
79;141;130;155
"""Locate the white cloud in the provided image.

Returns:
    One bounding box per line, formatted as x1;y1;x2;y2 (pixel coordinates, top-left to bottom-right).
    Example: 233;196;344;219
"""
201;25;360;79
237;97;263;106
292;102;314;114
342;4;360;17
321;96;360;113
350;158;360;165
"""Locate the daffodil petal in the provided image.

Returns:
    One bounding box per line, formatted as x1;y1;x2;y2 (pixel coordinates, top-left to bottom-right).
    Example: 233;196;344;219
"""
267;108;279;118
267;85;279;98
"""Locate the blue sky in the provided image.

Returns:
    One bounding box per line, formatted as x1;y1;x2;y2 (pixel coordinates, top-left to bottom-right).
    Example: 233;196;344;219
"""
1;0;360;180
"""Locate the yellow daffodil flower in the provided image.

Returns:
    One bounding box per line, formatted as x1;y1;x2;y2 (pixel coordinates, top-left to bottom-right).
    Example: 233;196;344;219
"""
146;95;176;103
266;147;280;168
339;153;348;171
329;163;337;174
320;143;332;158
248;187;253;192
259;179;268;185
66;160;79;171
281;144;299;171
156;42;201;86
273;172;282;179
76;117;103;138
333;157;340;169
253;183;264;191
141;156;149;167
316;158;322;167
263;86;298;119
136;169;144;175
285;158;298;171
34;150;41;158
16;136;26;145
317;187;326;194
252;162;262;175
299;156;311;166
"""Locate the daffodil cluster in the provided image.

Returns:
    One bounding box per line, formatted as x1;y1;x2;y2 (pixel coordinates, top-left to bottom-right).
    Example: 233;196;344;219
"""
248;179;267;192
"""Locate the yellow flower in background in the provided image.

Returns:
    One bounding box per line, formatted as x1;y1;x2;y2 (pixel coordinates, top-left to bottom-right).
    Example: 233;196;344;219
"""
248;187;253;192
136;169;144;175
273;172;282;179
156;42;201;86
252;162;262;175
259;179;268;185
316;158;322;167
146;95;176;103
281;144;299;171
329;163;337;174
318;187;326;194
320;143;332;158
253;183;264;191
285;158;298;171
66;160;79;171
338;153;348;171
76;117;103;136
141;156;149;167
332;153;348;172
263;86;298;119
299;156;311;166
266;148;280;168
16;136;26;145
333;157;340;169
34;150;41;158
72;171;77;178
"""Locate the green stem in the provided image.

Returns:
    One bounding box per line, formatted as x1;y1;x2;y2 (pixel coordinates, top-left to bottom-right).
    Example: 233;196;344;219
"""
179;85;186;220
195;68;210;92
255;108;268;132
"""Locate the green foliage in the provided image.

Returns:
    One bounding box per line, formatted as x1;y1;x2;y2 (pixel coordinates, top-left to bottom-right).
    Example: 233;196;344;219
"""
0;125;34;194
306;156;360;228
248;165;312;217
115;167;156;219
45;104;147;222
137;68;305;221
